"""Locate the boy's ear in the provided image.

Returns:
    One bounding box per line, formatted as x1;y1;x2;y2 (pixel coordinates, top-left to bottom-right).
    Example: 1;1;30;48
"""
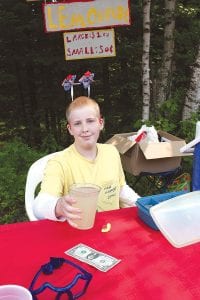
99;118;104;130
67;123;73;135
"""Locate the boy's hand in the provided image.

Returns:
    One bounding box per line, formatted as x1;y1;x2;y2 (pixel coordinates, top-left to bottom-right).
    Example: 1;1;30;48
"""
55;195;82;228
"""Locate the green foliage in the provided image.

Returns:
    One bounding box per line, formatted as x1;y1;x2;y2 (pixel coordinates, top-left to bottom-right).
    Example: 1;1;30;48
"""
0;139;45;224
152;99;178;132
179;114;199;175
40;133;62;153
180;113;200;142
134;94;189;134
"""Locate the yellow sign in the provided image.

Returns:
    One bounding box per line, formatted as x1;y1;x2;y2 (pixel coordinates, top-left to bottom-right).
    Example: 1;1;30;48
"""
63;29;116;60
43;0;130;32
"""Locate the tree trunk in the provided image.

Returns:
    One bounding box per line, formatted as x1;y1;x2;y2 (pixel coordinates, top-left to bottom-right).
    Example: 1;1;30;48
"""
182;44;200;120
142;0;151;121
155;0;176;106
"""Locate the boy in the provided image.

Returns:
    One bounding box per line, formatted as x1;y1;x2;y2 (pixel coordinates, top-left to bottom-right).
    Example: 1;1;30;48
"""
33;96;139;227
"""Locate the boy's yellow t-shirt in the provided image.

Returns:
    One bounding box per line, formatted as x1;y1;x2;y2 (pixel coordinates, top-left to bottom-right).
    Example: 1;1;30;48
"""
40;143;126;211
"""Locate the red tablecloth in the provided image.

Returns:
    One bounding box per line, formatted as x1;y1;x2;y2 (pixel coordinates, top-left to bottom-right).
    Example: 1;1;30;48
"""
0;207;200;300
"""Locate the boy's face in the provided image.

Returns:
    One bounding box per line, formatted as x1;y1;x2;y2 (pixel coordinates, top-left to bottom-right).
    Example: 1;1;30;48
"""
67;105;103;150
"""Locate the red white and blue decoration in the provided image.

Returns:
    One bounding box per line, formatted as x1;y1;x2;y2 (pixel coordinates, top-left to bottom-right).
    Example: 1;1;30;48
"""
62;71;94;100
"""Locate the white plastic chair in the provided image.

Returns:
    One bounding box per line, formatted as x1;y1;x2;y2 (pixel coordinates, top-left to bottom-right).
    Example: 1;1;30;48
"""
25;151;61;221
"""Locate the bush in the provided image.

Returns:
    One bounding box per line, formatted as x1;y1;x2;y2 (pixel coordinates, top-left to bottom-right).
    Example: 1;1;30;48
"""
0;139;45;224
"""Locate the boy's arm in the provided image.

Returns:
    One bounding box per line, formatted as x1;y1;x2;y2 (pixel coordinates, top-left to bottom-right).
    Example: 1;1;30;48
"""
33;159;66;221
33;193;66;221
119;184;140;208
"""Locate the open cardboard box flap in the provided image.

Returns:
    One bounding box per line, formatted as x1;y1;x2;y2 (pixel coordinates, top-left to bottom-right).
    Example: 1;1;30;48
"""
106;133;135;155
106;130;189;159
106;130;192;175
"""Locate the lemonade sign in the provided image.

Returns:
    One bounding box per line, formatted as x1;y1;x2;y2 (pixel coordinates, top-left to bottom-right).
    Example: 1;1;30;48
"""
43;0;130;33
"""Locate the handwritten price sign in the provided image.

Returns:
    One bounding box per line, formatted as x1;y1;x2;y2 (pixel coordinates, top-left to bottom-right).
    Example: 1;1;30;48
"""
63;29;116;60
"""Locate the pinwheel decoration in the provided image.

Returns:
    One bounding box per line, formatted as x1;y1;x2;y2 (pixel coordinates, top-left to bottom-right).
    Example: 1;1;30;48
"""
78;71;94;97
62;71;95;100
62;74;76;100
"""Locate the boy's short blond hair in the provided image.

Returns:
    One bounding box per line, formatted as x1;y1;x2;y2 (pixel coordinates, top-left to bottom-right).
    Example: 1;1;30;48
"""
66;96;101;122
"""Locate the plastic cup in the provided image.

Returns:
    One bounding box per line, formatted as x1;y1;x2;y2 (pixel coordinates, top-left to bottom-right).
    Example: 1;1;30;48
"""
69;183;101;230
0;285;32;300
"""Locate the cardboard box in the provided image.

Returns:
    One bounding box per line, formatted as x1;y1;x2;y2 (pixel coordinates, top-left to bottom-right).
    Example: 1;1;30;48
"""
106;130;192;176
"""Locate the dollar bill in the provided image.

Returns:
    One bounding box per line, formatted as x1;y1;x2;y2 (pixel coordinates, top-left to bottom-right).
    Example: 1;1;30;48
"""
65;243;121;272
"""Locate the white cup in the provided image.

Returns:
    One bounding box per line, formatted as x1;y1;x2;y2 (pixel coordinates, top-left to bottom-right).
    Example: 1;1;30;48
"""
0;285;32;300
